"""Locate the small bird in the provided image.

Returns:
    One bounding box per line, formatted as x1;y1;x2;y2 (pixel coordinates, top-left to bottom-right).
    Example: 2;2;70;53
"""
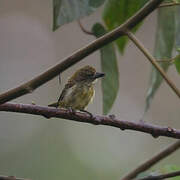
48;65;105;111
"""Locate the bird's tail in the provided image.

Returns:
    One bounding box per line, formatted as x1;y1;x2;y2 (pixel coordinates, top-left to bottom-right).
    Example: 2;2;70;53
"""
48;102;58;107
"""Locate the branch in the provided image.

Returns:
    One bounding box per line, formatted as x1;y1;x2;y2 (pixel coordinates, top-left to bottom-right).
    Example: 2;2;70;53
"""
0;0;164;105
0;175;30;180
78;20;93;35
156;59;174;63
159;2;180;8
1;103;180;139
121;140;180;180
137;170;180;180
124;30;180;98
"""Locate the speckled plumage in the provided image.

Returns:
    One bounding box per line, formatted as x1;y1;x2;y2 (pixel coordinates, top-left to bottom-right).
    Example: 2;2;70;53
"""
58;82;95;110
49;65;104;110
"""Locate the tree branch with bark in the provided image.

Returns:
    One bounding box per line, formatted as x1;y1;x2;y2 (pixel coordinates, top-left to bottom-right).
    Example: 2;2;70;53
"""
1;102;180;139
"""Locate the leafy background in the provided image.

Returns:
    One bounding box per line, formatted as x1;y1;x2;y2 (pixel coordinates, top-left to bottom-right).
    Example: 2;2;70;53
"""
54;0;180;115
0;0;179;180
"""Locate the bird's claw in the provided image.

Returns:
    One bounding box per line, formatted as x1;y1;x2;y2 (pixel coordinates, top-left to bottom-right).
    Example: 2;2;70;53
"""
67;107;76;115
80;109;95;119
109;114;116;119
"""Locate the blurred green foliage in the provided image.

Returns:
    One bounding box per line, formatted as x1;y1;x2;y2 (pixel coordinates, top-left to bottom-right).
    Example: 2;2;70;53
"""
92;23;119;115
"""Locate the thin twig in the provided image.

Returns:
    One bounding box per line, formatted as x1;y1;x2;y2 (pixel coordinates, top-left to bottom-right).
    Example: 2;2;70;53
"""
0;0;164;105
78;20;93;35
156;59;174;63
1;102;180;139
124;30;180;98
159;2;180;8
137;170;180;180
121;140;180;180
0;175;30;180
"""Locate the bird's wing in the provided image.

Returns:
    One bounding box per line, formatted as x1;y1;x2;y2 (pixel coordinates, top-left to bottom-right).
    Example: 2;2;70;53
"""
57;80;75;103
48;80;75;108
48;102;59;107
48;78;76;108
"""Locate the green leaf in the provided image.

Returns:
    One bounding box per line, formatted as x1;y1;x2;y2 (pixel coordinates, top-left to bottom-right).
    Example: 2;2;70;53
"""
53;0;105;31
53;0;62;31
173;54;180;74
102;0;148;53
174;6;180;75
145;7;175;112
161;165;180;180
92;23;119;115
89;0;105;8
162;165;180;172
175;6;180;47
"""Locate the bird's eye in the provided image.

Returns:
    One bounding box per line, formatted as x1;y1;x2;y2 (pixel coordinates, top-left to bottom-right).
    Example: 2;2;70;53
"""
88;73;93;76
87;73;94;78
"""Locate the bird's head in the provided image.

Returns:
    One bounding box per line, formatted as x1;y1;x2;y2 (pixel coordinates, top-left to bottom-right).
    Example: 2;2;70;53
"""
70;65;105;84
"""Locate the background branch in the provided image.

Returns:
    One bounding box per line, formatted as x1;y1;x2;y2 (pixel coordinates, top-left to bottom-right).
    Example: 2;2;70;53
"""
0;0;164;105
159;2;180;8
1;103;180;139
0;175;29;180
124;30;180;98
78;20;93;35
137;170;180;180
156;59;174;63
121;140;180;180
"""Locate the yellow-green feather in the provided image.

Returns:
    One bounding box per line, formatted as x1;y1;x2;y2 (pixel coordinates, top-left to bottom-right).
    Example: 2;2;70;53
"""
59;83;94;110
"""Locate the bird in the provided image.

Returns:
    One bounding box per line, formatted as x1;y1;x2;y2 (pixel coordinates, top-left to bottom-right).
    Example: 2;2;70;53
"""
48;65;105;111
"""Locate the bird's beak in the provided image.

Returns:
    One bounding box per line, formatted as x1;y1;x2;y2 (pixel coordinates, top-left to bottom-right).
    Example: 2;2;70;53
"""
94;72;105;79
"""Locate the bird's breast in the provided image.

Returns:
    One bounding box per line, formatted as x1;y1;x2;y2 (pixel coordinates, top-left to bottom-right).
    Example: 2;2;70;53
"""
59;84;95;110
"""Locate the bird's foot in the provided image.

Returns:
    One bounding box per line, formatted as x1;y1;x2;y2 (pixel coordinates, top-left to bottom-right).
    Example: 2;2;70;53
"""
80;109;94;119
67;107;76;115
108;114;116;119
